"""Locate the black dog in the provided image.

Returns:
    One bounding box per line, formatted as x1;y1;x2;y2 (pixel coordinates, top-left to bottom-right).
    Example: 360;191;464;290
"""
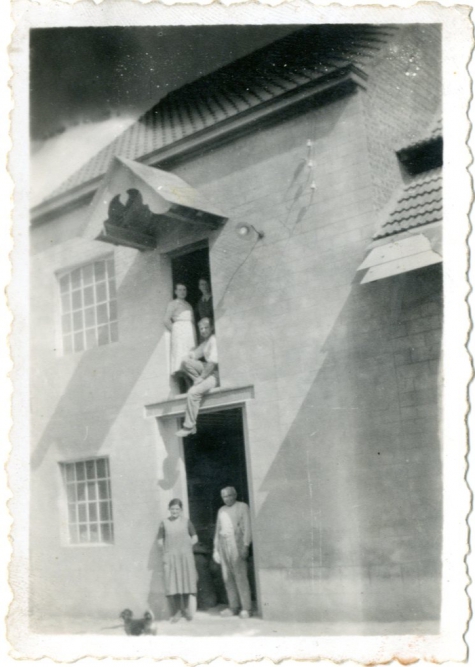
119;609;155;636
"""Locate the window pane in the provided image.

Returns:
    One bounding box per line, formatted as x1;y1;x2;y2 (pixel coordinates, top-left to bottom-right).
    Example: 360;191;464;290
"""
95;282;107;303
84;286;94;307
62;314;72;334
87;481;97;500
60;275;70;293
78;504;87;522
94;261;106;281
96;459;106;479
85;328;96;350
98;325;109;346
71;268;81;289
98;481;108;499
73;311;83;331
82;264;93;286
99;502;110;521
86;460;96;480
68;504;77;524
101;523;113;544
97;303;108;325
60;260;117;355
85;307;95;328
74;332;84;352
76;462;85;481
72;290;82;310
110;321;119;343
63;457;112;545
61;293;71;313
63;335;72;354
109;300;118;322
89;503;98;522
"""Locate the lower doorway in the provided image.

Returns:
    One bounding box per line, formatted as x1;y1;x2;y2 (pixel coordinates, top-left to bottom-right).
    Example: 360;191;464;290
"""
181;407;258;612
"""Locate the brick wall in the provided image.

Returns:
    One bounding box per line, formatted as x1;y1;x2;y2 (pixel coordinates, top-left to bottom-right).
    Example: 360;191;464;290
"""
362;24;442;211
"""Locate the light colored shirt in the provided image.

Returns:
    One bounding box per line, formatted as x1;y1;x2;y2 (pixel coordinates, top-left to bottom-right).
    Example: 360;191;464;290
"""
192;334;218;364
214;501;252;552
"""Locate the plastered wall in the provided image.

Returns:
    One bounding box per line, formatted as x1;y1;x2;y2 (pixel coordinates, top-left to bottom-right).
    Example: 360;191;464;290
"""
30;54;441;624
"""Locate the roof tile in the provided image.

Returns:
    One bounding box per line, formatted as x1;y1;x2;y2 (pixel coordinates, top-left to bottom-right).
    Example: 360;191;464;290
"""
375;167;442;239
46;25;398;202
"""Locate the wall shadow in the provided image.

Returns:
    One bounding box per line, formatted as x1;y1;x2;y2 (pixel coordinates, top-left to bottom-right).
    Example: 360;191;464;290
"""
31;250;163;470
255;265;442;626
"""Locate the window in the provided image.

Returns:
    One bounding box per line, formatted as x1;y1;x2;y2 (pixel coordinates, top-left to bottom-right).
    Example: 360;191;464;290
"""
61;458;114;545
59;258;118;354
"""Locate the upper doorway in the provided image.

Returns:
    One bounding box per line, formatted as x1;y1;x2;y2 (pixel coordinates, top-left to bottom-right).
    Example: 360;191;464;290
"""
171;244;211;313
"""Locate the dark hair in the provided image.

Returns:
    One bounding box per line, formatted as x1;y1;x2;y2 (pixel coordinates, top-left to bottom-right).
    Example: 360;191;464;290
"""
198;277;210;285
168;498;183;509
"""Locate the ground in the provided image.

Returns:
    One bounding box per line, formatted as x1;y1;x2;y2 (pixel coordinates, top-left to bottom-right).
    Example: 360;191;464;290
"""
30;608;439;637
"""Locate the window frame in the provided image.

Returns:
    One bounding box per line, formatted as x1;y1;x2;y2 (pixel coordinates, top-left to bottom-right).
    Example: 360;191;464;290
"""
58;456;115;547
56;254;119;356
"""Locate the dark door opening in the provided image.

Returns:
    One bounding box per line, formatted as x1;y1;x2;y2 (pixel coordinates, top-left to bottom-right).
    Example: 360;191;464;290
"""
182;408;258;612
171;245;210;313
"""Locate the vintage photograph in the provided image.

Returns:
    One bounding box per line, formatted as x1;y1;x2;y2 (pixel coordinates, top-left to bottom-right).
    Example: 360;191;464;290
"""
7;2;472;661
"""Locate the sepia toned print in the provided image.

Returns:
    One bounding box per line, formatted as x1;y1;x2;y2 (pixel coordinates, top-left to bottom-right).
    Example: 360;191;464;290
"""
7;1;473;662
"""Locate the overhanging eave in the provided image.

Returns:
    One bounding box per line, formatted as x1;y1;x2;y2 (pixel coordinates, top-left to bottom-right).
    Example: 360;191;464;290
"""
82;157;228;251
357;222;442;283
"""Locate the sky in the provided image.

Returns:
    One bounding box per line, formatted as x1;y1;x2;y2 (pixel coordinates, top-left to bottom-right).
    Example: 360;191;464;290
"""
30;25;297;141
29;25;297;204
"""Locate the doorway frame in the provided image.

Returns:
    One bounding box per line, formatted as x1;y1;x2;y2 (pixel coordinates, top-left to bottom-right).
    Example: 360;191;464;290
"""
161;400;263;616
167;239;210;260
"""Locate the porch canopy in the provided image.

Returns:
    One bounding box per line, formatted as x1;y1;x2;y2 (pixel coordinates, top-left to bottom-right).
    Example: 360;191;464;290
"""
82;156;228;251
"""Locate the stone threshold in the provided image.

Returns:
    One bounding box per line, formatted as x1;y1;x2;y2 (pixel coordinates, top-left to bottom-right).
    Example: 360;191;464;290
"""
144;385;254;419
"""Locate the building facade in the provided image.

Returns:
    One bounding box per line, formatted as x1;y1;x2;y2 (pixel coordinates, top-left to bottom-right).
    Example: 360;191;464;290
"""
30;24;442;625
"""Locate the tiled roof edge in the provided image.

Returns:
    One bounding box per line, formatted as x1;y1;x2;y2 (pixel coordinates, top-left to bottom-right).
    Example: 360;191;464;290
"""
32;65;366;225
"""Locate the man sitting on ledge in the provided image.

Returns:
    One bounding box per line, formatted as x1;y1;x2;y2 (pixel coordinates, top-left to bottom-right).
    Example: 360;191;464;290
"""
176;317;219;438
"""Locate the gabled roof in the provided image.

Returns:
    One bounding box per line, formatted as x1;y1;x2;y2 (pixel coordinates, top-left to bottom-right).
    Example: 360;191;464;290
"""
44;25;398;205
357;114;442;283
374;167;442;240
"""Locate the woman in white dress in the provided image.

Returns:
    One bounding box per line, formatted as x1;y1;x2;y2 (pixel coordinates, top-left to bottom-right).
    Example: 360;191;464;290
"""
164;283;197;377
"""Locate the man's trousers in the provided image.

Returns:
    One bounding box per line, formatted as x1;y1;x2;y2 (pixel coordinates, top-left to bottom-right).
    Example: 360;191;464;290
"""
220;551;251;613
181;358;218;429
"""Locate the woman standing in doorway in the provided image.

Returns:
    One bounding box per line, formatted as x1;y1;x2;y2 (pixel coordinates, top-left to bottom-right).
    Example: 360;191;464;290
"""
158;499;198;622
164;284;196;378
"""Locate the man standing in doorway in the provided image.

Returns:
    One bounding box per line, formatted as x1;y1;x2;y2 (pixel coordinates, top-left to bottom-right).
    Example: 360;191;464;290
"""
213;486;252;619
176;317;218;438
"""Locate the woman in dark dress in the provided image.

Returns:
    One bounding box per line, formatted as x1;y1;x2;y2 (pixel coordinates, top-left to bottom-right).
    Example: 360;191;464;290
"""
157;499;198;622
